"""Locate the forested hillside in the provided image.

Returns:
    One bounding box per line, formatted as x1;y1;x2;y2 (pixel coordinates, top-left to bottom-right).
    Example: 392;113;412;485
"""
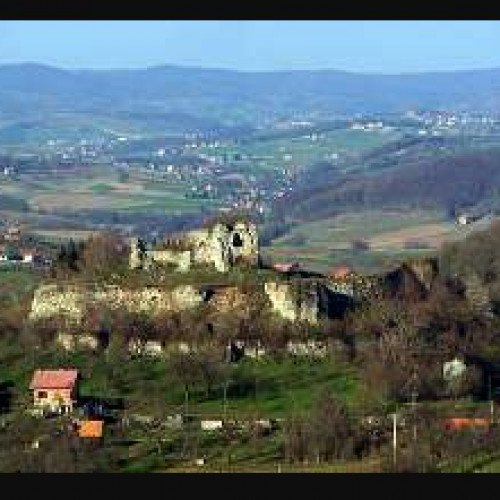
278;148;500;221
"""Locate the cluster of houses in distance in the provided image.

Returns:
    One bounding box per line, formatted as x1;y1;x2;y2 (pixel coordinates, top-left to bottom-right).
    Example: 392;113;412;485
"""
0;223;51;267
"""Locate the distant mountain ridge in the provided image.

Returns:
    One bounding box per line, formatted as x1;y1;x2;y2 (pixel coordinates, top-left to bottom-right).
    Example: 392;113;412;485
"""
1;63;500;137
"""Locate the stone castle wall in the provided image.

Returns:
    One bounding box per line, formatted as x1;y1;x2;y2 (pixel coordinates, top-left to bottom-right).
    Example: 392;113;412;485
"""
29;283;204;324
130;220;259;273
148;249;192;272
30;279;325;329
264;281;319;324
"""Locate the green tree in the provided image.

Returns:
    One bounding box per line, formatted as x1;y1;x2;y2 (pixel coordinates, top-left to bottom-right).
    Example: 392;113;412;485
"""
168;352;202;415
308;391;354;463
81;232;129;279
4;243;20;261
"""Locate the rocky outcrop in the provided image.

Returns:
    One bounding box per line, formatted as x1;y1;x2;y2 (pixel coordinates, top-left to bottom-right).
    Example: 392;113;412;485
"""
29;283;204;324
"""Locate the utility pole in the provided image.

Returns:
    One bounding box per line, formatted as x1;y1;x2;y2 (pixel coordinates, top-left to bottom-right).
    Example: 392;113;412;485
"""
392;412;397;468
404;367;418;444
223;380;228;421
489;374;494;423
184;386;189;417
411;367;418;443
411;390;418;442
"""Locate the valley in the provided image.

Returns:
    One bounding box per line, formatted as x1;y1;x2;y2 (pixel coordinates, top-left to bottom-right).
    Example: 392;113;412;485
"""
1;57;500;473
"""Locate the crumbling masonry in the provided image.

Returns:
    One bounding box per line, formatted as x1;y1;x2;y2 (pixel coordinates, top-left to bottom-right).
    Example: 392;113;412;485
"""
129;220;259;273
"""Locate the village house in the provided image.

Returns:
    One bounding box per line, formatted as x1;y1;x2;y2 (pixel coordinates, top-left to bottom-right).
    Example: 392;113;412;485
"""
0;245;40;265
328;265;353;281
3;225;21;242
56;332;101;352
456;214;481;226
443;417;490;431
244;343;267;359
164;414;183;430
20;249;35;263
30;369;79;416
74;419;104;439
128;338;164;357
0;244;19;262
200;419;224;431
442;356;467;383
272;262;300;274
286;340;328;358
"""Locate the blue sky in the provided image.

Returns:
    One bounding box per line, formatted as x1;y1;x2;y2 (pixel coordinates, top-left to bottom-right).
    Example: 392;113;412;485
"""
0;21;499;73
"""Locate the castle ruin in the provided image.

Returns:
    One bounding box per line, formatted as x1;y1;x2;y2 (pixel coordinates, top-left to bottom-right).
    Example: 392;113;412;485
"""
129;220;259;273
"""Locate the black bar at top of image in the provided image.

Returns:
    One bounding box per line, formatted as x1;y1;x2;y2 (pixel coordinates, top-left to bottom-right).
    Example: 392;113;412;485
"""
2;1;500;21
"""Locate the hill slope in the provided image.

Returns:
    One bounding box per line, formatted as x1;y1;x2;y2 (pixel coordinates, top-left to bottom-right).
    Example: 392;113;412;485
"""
1;63;500;138
277;148;500;221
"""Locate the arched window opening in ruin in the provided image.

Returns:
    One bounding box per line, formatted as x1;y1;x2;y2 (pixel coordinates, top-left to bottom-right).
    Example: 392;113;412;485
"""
232;233;243;247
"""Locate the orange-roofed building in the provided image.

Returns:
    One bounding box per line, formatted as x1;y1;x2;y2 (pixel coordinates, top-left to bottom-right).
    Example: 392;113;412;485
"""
443;417;490;432
329;265;353;281
30;369;79;415
77;420;104;439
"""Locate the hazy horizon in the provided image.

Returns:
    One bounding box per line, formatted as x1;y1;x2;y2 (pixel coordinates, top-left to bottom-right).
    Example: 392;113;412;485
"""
0;20;499;73
3;59;500;76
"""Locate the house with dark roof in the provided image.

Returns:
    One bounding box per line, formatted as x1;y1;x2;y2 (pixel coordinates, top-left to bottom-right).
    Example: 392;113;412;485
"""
29;369;79;416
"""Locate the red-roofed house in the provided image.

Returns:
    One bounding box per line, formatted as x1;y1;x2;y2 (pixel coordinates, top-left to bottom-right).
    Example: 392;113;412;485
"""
328;265;353;281
30;369;79;415
443;417;490;432
272;262;300;274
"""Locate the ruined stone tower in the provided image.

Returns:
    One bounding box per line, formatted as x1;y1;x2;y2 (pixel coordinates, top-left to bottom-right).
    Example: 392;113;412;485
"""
129;220;259;273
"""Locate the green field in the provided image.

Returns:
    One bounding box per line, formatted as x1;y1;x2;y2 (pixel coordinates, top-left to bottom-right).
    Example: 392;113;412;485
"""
0;126;406;241
0;267;41;308
0;342;361;420
0;113;152;152
198;128;401;174
264;209;494;274
0;165;216;217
